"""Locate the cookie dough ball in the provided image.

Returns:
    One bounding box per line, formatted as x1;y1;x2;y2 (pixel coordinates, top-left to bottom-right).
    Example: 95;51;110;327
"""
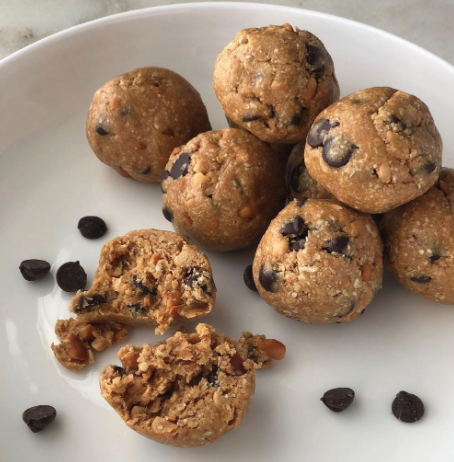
213;24;340;144
162;129;286;251
304;87;442;213
253;199;383;323
380;168;454;304
100;323;285;447
69;229;216;334
286;142;333;201
87;67;211;183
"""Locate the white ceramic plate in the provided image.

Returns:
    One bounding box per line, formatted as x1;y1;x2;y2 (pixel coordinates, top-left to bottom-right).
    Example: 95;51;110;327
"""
1;3;454;461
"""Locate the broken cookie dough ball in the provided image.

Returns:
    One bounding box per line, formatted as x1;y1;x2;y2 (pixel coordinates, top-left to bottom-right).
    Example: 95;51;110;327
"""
69;229;216;334
86;67;211;183
253;199;383;323
380;167;454;304
286;142;333;202
213;24;340;144
100;323;285;447
161;129;286;251
51;318;128;371
304;87;442;213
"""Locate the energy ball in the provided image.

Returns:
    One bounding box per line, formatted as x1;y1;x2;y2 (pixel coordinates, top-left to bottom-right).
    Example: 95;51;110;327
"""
380;167;454;304
161;128;286;252
86;67;211;183
304;87;442;213
213;24;340;144
286;142;333;202
253;199;383;323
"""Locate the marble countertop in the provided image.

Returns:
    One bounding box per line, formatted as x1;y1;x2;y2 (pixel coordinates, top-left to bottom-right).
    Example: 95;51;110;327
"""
1;0;453;65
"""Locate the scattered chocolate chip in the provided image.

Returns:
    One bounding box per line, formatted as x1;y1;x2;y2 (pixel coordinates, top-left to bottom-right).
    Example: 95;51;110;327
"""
75;293;106;314
121;107;132;116
96;126;109;136
323;137;357;168
19;259;51;281
290;163;305;192
360;309;366;316
162;127;174;136
389;115;407;130
296;199;306;207
183;267;211;294
324;235;349;255
351;98;362;105
77;216;107;239
306;45;325;73
23;405;57;433
307;119;332;148
423;162;437;173
162;170;170;181
258;266;278;292
290;107;307;126
162;208;173;222
281;216;306;236
243;265;258;292
392;391;424;423
233;178;243;194
56;261;87;292
113;366;126;375
207;365;219;386
242;115;261;123
411;275;432;283
207;194;213;199
321;388;355;413
170;152;190;179
128;304;149;315
140;165;151;175
430;253;441;262
132;275;156;296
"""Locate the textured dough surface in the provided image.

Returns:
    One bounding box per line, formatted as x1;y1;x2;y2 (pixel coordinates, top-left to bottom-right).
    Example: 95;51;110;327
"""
213;24;339;144
380;167;454;304
86;67;211;183
162;129;286;251
304;87;442;213
253;199;383;323
69;229;216;334
100;323;284;447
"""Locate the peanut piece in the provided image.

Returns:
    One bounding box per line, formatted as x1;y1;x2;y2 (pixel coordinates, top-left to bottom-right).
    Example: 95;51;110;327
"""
377;164;391;183
77;324;97;342
91;336;111;352
361;264;372;283
121;351;139;370
65;333;89;361
258;339;286;361
238;206;255;218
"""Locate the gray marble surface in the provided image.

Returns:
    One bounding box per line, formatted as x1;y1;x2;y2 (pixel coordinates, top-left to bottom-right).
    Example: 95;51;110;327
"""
0;0;453;65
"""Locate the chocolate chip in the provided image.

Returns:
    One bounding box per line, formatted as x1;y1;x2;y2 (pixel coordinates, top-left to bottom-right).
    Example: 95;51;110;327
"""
390;115;407;130
140;165;151;175
170;152;190;179
183;267;211;294
207;365;219;386
430;253;441;262
423;162;437;173
75;293;106;314
321;388;355;413
56;261;87;292
96;126;109;136
411;275;432;283
258;266;278;292
323;137;357;168
19;259;51;281
162;170;170;181
289;240;305;251
113;366;126;375
360;309;366;316
392;391;424;423
290;163;305;192
306;45;325;73
162;208;173;222
351;98;362;105
242;115;261;123
121;107;132;116
281;216;306;236
307;119;332;148
296;199;306;207
78;216;107;239
335;301;355;318
233;178;243;194
290;107;307;126
132;275;156;296
128;304;149;315
324;235;349;255
243;265;258;292
23;405;57;433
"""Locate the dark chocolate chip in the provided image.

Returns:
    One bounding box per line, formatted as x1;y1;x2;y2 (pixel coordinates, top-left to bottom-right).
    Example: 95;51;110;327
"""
281;216;306;236
132;275;156;296
335;301;355;318
423;162;437;173
290;163;305;193
242;115;261;123
78;216;107;239
162;208;173;222
96;126;109;136
19;259;51;281
243;265;258;292
324;235;349;255
411;275;432;283
389;115;407;130
207;194;213;199
321;388;355;413
170;152;190;179
351;98;362;105
113;366;126;375
322;137;357;168
121;108;132;116
56;261;87;292
140;165;152;175
296;199;307;207
183;267;211;294
23;405;57;433
289;240;306;251
306;45;325;73
307;118;331;148
207;365;219;386
162;170;170;181
430;253;441;262
360;309;366;316
258;266;278;292
233;178;243;194
290;107;307;126
392;391;424;423
75;293;106;314
128;304;149;315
